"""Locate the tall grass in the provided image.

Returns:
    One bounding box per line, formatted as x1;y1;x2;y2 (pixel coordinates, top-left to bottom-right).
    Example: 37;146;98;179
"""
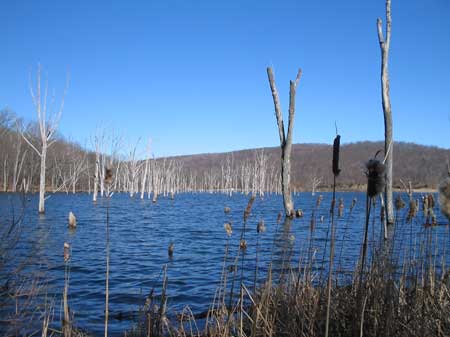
127;193;449;337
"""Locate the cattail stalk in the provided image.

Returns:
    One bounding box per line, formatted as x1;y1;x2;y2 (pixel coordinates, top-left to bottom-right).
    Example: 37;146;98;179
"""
63;242;71;337
228;196;255;312
325;134;340;337
104;169;112;337
254;219;265;293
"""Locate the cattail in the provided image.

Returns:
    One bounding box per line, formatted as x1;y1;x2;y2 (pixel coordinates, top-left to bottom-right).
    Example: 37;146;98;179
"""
64;242;70;262
224;222;232;236
395;195;406;210
288;234;295;245
422;196;428;213
68;211;77;228
277;211;282;224
439;176;450;221
296;209;304;218
239;240;247;251
310;218;316;232
332;135;341;176
427;194;435;209
316;195;323;208
338;198;344;217
168;242;174;258
224;207;231;214
431;214;437;225
105;168;113;185
380;205;385;222
257;219;266;233
407;199;417;221
365;159;386;197
350;198;357;211
243;196;256;222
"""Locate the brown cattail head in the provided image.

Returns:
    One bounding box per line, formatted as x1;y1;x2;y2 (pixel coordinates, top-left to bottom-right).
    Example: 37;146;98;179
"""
243;196;256;222
257;219;266;233
310;218;315;232
407;199;417;222
168;242;174;258
68;211;77;228
239;239;247;251
422;196;429;213
365;159;386;198
316;195;323;208
350;197;357;211
380;205;385;222
64;242;70;263
296;209;304;218
439;177;450;221
338;198;344;217
332;135;341;176
427;194;435;209
395;195;406;211
277;211;282;224
224;222;232;236
105;168;113;185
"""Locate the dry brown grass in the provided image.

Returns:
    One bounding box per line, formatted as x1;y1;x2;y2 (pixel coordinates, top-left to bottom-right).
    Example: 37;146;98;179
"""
127;197;449;337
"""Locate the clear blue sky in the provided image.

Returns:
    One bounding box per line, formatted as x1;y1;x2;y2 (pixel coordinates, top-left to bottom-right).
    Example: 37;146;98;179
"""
1;0;449;157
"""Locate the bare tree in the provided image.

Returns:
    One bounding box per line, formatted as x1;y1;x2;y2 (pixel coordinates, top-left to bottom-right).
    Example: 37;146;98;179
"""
267;67;302;217
20;65;68;213
92;135;101;202
140;138;152;199
377;0;394;224
11;124;27;193
309;174;322;196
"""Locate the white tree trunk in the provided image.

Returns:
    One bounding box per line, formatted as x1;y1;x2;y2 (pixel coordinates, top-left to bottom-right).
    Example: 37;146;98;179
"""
377;0;394;224
267;67;302;217
93;152;99;202
38;144;47;213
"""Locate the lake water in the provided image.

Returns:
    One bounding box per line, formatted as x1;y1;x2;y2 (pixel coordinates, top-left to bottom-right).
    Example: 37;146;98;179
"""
0;191;448;335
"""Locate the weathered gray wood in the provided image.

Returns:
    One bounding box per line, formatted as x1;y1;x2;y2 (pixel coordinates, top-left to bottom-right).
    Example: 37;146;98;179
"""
267;67;302;217
20;65;68;213
377;0;394;224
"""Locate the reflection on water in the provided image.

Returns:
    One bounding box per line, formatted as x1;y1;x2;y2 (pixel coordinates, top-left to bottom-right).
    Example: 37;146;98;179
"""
0;191;448;335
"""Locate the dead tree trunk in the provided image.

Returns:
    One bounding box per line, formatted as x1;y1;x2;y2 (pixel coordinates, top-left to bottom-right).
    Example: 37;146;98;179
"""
377;0;394;225
21;65;68;213
140;139;151;199
267;67;302;217
93;140;100;202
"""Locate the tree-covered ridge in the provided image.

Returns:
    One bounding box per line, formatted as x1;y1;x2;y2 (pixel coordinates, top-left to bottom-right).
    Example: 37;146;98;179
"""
1;108;448;194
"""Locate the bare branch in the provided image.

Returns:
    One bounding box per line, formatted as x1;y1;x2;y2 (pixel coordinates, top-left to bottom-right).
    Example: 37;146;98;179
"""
267;67;285;146
287;69;302;145
17;121;42;157
377;18;384;46
385;0;392;48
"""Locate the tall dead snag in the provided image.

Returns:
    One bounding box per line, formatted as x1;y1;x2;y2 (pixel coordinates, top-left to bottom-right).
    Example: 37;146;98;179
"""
267;67;302;217
377;0;394;224
21;64;68;213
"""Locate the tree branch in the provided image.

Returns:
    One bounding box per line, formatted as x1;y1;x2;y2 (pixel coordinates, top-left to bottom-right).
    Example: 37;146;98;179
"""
267;67;286;146
287;69;302;146
19;128;42;157
385;0;391;49
377;18;384;47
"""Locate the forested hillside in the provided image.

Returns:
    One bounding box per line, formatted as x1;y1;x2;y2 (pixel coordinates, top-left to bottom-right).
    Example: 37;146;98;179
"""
1;109;449;194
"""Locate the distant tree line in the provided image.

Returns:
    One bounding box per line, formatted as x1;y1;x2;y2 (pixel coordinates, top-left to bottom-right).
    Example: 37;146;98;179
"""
1;108;448;199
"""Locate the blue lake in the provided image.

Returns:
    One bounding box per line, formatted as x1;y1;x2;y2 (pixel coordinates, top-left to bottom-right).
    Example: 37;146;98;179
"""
0;191;448;335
